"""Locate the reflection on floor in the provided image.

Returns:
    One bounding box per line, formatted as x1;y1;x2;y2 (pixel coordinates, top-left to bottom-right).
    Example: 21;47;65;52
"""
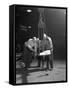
16;60;66;84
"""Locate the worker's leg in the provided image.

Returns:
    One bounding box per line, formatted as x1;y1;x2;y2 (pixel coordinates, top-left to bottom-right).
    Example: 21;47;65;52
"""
24;45;32;68
46;56;50;69
37;56;41;67
42;56;45;68
49;52;53;70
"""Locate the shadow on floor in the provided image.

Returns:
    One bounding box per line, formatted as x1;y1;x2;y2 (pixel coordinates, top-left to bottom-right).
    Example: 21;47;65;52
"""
16;66;51;84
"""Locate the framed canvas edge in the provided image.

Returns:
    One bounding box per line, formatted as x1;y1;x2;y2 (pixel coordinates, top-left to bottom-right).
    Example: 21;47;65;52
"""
9;4;68;85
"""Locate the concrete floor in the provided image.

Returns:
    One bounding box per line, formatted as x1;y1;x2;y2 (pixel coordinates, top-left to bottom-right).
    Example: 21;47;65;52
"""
16;60;66;84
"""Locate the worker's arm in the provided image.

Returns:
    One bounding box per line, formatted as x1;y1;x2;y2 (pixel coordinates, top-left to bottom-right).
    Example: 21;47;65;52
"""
28;45;35;52
48;37;53;51
25;42;35;52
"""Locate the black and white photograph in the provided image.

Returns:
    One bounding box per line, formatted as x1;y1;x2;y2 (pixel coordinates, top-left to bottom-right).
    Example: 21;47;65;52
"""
9;5;67;85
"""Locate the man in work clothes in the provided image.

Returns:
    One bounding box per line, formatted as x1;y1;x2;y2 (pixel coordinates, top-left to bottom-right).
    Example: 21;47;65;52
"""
38;33;53;70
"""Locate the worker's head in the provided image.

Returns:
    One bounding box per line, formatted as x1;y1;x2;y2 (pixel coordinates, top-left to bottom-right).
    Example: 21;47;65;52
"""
33;37;37;40
29;38;32;41
43;33;47;39
37;38;39;41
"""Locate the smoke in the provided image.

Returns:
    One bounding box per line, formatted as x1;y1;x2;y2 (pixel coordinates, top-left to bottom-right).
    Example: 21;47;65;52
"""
38;8;46;40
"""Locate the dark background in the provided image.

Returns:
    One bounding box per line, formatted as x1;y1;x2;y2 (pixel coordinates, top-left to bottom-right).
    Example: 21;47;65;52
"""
15;6;66;60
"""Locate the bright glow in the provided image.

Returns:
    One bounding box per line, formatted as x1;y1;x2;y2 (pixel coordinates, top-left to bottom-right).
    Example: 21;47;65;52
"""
27;9;32;12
